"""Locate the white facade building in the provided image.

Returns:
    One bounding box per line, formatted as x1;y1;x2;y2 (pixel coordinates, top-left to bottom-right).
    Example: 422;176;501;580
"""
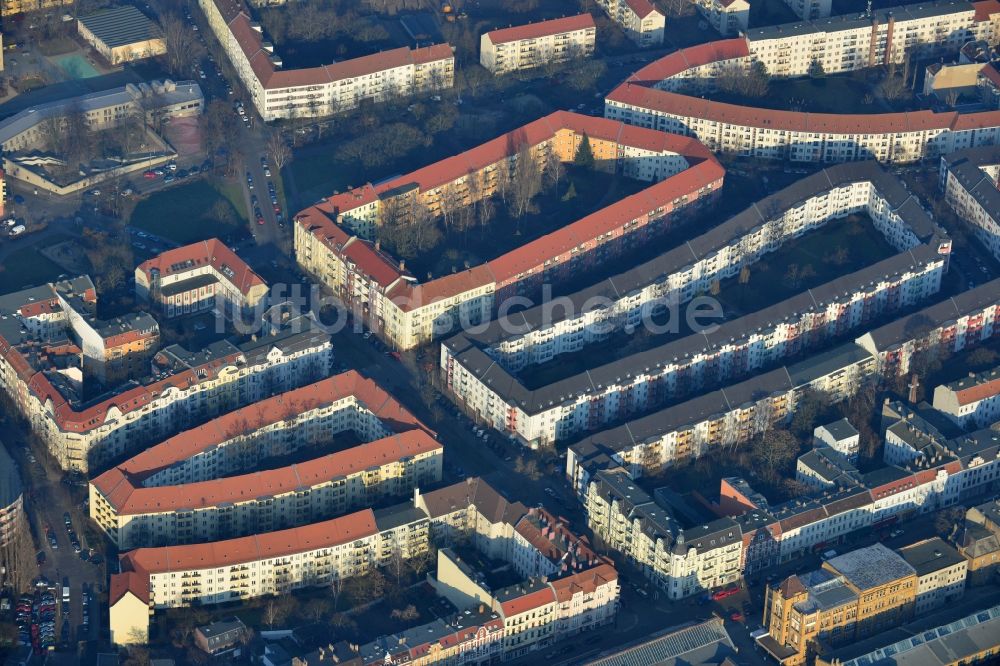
480;15;596;75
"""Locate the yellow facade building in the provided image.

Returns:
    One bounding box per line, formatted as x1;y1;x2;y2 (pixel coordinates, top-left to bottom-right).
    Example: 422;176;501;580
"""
761;544;918;665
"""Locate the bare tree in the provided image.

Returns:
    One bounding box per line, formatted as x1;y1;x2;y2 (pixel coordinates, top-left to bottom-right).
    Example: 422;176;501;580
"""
63;99;95;165
329;575;344;612
266;131;292;172
543;147;563;193
160;13;204;78
389;545;407;588
510;143;541;223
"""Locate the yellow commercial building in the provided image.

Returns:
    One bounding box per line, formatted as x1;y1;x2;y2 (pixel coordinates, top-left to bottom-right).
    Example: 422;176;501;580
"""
761;544;918;665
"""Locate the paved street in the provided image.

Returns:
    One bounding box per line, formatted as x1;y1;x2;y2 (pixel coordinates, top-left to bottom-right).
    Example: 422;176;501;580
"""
6;435;103;657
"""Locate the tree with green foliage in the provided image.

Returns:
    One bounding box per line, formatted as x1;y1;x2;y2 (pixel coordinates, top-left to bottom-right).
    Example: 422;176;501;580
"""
574;133;595;169
808;59;825;78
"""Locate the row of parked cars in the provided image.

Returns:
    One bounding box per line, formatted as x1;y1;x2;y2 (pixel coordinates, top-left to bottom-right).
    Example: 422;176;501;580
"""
15;589;57;653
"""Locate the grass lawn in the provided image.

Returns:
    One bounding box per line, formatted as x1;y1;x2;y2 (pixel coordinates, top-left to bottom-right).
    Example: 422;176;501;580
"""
516;214;897;388
289;152;355;202
0;243;67;293
129;178;247;244
403;166;648;280
717;213;898;312
695;71;917;114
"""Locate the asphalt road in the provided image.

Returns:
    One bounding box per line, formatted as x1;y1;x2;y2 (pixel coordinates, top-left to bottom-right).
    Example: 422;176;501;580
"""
8;438;103;656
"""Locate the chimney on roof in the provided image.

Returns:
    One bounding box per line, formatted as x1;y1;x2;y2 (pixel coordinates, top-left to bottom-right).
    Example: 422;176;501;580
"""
400;260;406;272
375;240;381;251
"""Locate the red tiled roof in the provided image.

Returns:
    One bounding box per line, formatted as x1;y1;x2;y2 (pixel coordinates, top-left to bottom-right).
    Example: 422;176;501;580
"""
551;563;618;602
301;111;720;311
485;14;595;45
96;430;440;515
973;0;1000;21
136;238;265;297
981;64;1000;89
954;377;1000;405
611;40;1000;137
608;81;1000;135
499;586;556;617
100;371;430;485
216;0;452;91
624;0;660;18
109;570;149;605
629;38;750;84
120;508;379;573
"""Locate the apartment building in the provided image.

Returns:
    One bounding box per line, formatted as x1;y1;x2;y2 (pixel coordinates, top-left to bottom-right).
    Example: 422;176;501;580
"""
954;499;1000;584
897;537;967;615
583;468;743;599
694;0;750;36
109;501;429;644
814;419;861;464
796;446;863;491
606;2;1000;164
856;278;1000;375
445;235;942;450
0;80;203;153
0;282;332;472
480;15;596;75
443;162;950;449
359;606;505;665
135;239;268;320
940;147;1000;261
199;0;454;121
90;372;442;550
295;111;722;350
761;544;918;665
933;366;1000;428
432;551;619;660
111;477;617;651
0;446;23;549
594;0;665;46
782;0;832;19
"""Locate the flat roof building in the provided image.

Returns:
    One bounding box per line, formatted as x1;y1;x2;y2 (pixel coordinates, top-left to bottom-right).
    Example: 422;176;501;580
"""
78;6;167;65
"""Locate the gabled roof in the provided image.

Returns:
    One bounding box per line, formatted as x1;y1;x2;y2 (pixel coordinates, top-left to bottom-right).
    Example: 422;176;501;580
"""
119;507;379;574
484;14;595;45
136;238;265;297
109;570;149;606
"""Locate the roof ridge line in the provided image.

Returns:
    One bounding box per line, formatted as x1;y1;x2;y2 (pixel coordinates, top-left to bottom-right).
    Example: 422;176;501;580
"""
807;288;819;310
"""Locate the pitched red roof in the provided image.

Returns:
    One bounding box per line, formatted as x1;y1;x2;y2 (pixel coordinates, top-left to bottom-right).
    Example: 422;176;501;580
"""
109;570;149;605
136;238;265;297
300;111;720;310
120;508;379;573
499;586;556;617
485;14;595;45
611;40;1000;137
100;371;430;485
973;0;1000;20
625;0;660;18
215;0;452;91
551;563;618;602
981;64;1000;89
954;377;1000;406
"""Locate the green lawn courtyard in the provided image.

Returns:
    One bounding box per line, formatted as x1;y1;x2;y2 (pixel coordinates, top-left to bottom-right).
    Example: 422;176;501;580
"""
0;234;78;294
129;179;248;244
